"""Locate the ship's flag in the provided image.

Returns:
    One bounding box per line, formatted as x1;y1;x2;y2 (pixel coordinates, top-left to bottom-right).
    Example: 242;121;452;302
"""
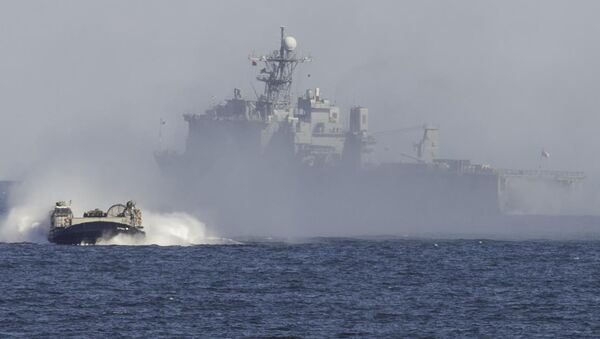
541;149;550;158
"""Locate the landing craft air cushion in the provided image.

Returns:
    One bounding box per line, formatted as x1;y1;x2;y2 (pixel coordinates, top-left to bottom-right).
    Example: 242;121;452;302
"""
48;201;145;245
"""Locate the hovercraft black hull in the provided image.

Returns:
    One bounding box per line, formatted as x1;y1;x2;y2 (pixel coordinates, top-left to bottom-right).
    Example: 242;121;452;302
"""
48;221;145;245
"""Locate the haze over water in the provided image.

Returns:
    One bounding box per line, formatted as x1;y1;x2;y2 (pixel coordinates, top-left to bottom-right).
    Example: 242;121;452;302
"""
1;1;600;337
2;1;600;228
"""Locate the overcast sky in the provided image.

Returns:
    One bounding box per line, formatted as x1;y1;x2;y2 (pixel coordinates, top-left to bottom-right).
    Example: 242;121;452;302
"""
1;0;599;179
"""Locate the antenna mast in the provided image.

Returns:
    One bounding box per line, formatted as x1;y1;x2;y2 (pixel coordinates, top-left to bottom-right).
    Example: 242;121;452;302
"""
252;26;310;115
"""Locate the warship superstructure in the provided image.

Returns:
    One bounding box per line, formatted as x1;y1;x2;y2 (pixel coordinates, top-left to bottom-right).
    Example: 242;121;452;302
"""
48;200;144;245
155;27;593;235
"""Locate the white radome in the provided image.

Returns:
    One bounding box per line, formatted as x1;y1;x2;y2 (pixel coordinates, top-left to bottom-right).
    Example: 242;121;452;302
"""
284;36;297;51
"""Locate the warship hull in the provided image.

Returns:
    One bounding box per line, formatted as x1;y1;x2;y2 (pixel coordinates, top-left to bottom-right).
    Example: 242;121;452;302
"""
48;221;145;245
156;155;600;237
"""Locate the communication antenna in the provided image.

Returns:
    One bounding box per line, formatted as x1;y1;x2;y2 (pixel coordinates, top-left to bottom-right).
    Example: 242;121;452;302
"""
158;118;166;151
249;26;311;115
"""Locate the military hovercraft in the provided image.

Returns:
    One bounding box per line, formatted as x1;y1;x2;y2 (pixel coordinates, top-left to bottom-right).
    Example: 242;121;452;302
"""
48;200;145;245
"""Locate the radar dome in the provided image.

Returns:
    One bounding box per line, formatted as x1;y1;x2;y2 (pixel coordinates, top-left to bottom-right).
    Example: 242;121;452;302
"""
283;36;297;51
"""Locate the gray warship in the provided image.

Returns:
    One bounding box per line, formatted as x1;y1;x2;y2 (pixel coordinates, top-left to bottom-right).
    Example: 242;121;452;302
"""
156;27;596;236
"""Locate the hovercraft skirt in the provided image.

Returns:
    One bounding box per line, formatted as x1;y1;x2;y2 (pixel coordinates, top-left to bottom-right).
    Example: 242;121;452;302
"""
48;221;145;245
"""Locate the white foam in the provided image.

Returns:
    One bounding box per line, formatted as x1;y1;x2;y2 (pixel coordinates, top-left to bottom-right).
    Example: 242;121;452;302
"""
0;204;48;243
97;211;239;246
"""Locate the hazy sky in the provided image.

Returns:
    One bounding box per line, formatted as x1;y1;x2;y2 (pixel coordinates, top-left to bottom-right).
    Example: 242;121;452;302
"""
1;0;599;179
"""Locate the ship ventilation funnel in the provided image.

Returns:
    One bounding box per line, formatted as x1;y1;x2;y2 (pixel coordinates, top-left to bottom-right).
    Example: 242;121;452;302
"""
350;107;369;133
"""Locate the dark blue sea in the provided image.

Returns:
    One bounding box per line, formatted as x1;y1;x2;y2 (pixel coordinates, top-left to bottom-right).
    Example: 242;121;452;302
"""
1;239;599;338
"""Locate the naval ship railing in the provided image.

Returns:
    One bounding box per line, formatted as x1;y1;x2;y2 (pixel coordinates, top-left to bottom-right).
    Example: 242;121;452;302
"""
497;169;585;181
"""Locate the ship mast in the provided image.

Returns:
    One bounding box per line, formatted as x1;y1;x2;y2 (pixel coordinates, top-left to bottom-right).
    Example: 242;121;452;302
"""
253;26;310;116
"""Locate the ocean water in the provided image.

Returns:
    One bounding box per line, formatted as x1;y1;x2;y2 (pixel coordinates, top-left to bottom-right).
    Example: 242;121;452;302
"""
1;239;599;338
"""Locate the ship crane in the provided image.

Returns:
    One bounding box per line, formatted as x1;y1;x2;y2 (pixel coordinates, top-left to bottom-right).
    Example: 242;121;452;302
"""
372;124;439;163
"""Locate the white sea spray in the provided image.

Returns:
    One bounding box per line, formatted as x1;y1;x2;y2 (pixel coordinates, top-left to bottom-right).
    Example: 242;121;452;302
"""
97;211;240;246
